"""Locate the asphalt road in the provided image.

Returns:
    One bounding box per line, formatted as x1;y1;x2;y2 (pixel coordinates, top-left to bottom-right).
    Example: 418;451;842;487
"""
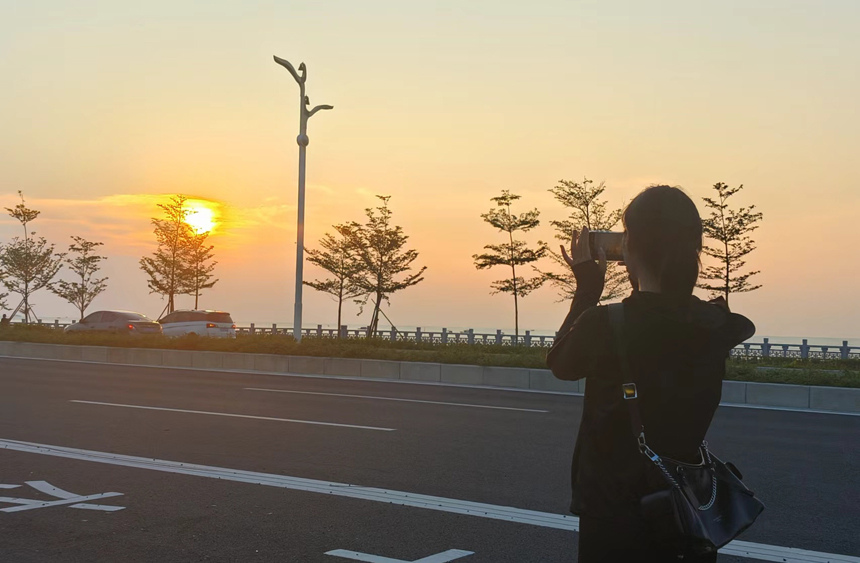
1;357;858;563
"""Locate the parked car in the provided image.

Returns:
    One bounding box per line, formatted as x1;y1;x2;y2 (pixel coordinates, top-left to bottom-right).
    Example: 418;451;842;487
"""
158;310;237;338
64;310;163;335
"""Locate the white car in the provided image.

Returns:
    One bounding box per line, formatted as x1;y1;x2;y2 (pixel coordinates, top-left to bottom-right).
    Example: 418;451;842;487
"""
158;310;236;338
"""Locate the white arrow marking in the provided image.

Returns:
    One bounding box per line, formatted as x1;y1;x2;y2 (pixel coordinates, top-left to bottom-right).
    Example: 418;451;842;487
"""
325;549;474;563
26;480;77;498
25;480;124;511
0;496;42;506
0;481;124;512
0;491;124;513
413;551;474;563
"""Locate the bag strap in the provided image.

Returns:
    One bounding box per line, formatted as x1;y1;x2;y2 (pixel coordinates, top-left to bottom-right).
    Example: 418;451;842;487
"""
608;303;654;460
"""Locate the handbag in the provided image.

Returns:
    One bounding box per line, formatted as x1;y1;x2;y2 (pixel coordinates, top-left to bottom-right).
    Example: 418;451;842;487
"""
608;302;764;555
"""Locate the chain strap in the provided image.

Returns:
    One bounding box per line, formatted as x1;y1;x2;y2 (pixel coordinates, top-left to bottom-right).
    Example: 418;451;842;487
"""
640;436;719;511
698;475;718;511
638;433;681;488
697;441;718;511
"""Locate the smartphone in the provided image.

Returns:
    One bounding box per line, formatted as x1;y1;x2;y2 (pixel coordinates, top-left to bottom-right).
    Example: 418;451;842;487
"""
587;230;625;262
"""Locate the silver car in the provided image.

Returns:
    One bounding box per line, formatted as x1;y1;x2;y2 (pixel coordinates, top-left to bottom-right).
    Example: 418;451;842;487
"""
64;310;163;335
158;310;236;338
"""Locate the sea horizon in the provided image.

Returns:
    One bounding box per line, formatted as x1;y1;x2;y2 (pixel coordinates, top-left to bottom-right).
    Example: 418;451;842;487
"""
18;314;857;346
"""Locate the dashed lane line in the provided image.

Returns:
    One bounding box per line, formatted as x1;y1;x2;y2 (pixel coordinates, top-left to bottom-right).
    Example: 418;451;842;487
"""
2;355;859;417
244;388;549;413
69;400;396;432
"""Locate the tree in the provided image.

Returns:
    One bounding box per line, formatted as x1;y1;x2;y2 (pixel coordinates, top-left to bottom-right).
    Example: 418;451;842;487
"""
51;237;108;321
304;224;367;335
0;255;7;313
473;190;547;338
347;196;426;336
697;182;763;307
0;191;64;323
184;231;218;309
537;178;629;302
139;195;194;315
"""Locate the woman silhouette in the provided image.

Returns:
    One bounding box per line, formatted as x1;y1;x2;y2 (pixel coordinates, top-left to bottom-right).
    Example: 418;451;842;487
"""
547;185;755;562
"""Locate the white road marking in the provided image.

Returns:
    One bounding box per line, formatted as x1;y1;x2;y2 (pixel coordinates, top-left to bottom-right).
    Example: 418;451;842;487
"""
0;480;126;513
70;502;126;512
0;492;124;513
0;496;41;505
24;480;126;511
244;388;549;413
1;439;858;563
26;480;78;498
0;493;124;512
719;402;860;417
69;400;396;432
325;549;474;562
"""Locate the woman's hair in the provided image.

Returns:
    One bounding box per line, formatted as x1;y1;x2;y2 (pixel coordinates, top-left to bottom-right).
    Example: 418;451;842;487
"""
622;185;703;300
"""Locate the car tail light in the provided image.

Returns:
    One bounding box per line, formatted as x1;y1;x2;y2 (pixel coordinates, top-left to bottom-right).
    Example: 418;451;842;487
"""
206;323;216;328
127;324;135;330
231;324;237;329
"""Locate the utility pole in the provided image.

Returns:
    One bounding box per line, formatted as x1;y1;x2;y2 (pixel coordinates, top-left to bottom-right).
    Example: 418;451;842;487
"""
273;56;333;342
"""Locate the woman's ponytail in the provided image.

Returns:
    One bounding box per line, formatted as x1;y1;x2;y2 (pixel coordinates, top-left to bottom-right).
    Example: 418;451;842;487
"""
623;185;703;302
659;240;702;301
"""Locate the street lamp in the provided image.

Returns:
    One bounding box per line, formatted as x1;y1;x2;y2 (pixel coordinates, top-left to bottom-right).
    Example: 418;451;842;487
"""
273;56;333;342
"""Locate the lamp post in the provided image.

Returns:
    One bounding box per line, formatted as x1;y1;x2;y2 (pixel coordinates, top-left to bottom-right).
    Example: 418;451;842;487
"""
273;56;333;342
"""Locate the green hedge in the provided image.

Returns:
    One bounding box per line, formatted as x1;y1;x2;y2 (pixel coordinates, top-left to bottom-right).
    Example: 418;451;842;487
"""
1;325;857;387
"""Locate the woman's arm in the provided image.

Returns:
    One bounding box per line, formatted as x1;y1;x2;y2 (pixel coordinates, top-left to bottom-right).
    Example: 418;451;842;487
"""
546;228;608;381
708;295;757;352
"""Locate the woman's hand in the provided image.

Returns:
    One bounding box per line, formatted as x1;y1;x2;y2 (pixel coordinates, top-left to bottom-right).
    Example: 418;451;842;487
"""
561;227;607;276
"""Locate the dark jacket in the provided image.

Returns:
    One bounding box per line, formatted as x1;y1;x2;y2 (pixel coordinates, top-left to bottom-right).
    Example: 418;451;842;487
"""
547;260;755;518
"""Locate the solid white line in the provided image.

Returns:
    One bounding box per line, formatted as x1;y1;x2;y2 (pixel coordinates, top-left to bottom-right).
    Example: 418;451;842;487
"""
69;400;396;432
3;355;860;417
1;439;858;563
719;402;860;417
244;388;549;413
0;438;575;529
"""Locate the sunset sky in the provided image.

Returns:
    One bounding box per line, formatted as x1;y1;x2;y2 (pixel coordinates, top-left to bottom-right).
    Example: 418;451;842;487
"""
1;1;858;340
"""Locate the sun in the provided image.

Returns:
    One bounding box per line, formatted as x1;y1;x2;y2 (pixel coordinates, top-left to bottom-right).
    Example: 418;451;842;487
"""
185;201;218;234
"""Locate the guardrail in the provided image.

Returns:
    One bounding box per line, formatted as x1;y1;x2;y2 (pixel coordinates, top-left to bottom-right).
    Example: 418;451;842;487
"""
237;325;560;347
9;320;859;360
233;324;859;361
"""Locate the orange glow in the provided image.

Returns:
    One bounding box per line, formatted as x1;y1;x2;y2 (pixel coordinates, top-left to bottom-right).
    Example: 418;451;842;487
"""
185;199;220;234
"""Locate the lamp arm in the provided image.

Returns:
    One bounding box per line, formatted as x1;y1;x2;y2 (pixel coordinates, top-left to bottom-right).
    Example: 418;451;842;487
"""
308;104;334;118
273;55;303;85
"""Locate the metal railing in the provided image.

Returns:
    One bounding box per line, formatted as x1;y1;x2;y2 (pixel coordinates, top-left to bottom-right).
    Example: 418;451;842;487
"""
728;338;859;361
234;323;860;361
7;319;858;360
235;324;561;347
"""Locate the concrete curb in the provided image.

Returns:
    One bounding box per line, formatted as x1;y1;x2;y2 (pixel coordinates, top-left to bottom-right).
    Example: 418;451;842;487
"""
0;341;858;415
